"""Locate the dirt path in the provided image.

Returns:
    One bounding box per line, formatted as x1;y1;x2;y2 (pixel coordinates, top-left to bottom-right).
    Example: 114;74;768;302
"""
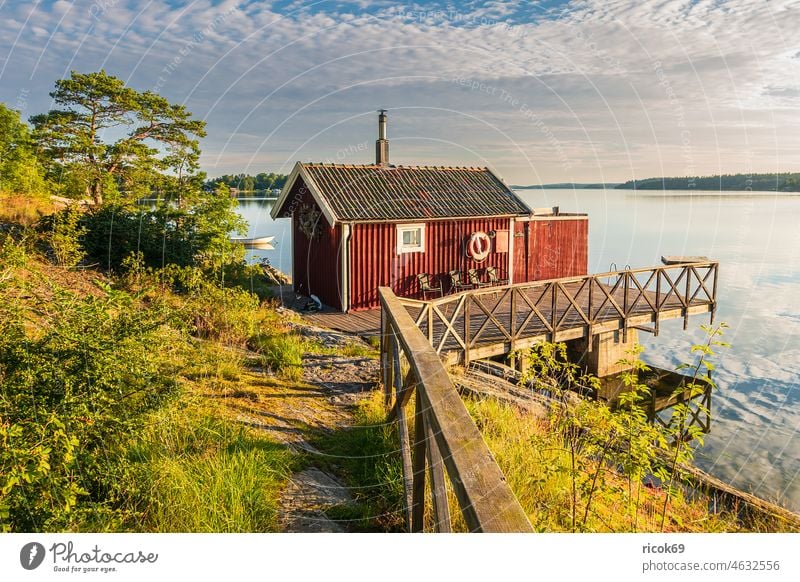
217;323;380;532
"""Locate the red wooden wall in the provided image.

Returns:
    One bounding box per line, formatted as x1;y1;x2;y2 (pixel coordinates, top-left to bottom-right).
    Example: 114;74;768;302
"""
289;182;343;310
286;178;588;312
513;218;588;283
348;218;512;311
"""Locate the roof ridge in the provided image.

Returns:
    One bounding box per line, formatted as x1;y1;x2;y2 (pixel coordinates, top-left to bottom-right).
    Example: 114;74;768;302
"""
300;161;490;171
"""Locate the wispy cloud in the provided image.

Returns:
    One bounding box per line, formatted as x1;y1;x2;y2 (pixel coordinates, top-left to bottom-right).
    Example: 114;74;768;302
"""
1;0;798;182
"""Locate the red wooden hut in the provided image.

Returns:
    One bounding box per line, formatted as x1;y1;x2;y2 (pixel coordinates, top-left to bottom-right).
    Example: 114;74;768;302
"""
271;112;588;312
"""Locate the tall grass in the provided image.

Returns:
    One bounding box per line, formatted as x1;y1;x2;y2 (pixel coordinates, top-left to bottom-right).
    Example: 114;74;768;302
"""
250;332;306;382
463;395;744;532
128;398;296;532
0;193;55;227
310;391;406;531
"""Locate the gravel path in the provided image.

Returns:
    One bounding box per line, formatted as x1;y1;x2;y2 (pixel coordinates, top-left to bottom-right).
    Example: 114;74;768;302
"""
233;322;381;532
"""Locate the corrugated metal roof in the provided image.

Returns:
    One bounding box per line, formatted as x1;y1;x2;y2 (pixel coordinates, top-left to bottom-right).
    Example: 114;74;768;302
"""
299;163;530;222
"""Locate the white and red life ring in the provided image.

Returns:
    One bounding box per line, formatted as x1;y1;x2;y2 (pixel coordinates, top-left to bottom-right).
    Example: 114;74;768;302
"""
466;231;491;262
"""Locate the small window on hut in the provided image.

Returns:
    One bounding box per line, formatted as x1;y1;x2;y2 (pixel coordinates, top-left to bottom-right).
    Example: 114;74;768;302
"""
397;223;425;254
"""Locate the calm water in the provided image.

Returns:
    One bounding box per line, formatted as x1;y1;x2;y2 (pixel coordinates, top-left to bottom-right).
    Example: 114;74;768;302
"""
237;189;800;511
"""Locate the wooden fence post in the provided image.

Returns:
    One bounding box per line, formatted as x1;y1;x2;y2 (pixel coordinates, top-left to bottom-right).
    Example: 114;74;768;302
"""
464;297;471;364
411;393;427;532
684;266;692;330
622;270;629;343
393;333;414;530
427;304;434;344
425;404;452;533
510;288;517;349
381;309;389;405
384;323;395;409
710;263;719;324
655;270;661;336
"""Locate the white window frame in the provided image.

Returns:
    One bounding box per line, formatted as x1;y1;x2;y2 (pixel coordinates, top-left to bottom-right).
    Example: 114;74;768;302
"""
396;223;425;254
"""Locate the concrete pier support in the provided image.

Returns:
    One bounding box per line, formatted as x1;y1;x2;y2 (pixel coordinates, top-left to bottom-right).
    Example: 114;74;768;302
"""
506;351;531;375
568;329;639;378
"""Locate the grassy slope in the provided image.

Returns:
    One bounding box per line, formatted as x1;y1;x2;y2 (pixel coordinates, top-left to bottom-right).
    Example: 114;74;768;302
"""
0;238;302;532
125;343;300;533
465;397;741;532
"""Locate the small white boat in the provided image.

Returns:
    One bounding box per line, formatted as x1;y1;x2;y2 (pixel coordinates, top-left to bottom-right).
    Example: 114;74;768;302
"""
661;255;710;265
230;235;276;250
230;235;275;244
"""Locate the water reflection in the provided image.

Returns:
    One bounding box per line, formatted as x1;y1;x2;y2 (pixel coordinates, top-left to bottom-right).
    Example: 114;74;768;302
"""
235;199;292;275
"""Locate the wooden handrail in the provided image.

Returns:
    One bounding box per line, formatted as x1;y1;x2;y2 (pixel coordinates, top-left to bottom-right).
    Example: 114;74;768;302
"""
401;261;719;308
380;287;533;533
397;262;719;363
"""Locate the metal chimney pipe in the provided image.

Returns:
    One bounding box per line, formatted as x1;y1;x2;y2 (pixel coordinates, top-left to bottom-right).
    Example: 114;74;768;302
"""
376;109;389;165
378;109;387;140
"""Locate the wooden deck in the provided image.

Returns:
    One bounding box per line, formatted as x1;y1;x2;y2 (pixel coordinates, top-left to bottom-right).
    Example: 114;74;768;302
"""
269;285;382;335
287;262;719;365
304;309;381;335
399;261;718;364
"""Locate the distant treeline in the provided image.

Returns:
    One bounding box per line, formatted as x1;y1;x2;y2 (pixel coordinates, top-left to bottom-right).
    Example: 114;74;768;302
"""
615;173;800;192
515;183;620;190
205;173;288;192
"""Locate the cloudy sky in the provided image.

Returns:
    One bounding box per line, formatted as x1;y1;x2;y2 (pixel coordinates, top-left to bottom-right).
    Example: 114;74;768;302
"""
1;0;799;183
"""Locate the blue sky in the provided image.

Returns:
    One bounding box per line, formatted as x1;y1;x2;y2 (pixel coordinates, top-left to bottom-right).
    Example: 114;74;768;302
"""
1;0;798;183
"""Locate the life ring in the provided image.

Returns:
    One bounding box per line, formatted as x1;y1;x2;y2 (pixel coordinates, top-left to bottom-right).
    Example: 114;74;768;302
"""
466;231;491;262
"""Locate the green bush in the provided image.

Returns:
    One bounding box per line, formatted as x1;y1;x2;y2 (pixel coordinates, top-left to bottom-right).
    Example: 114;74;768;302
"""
187;285;260;346
79;190;246;276
39;205;87;267
116;260;262;347
0;280;179;531
0;103;49;197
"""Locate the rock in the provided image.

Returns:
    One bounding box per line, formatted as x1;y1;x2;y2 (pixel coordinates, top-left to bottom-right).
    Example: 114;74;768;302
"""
279;468;354;533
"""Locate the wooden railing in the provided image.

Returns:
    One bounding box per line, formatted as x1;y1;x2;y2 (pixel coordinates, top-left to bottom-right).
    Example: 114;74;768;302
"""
397;262;719;362
379;286;533;533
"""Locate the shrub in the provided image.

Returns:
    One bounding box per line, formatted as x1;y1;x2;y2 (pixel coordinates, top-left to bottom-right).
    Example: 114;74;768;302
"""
79;191;246;276
185;282;261;346
0;103;49;198
43;205;87;267
117;261;262;347
0;280;179;531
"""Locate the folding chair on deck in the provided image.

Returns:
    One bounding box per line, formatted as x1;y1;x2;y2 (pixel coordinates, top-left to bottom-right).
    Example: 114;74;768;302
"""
468;268;492;289
417;272;443;299
486;266;509;286
448;270;472;293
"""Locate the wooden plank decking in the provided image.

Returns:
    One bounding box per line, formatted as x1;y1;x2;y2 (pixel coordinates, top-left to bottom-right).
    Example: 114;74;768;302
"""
268;285;382;335
304;309;381;335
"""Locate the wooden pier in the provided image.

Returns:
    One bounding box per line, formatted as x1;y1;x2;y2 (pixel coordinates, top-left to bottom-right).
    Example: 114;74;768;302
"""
298;262;718;371
397;261;718;365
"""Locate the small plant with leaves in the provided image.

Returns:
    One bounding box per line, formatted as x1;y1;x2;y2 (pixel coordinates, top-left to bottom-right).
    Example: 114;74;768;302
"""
42;204;87;267
612;345;665;531
656;322;730;530
516;341;600;400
